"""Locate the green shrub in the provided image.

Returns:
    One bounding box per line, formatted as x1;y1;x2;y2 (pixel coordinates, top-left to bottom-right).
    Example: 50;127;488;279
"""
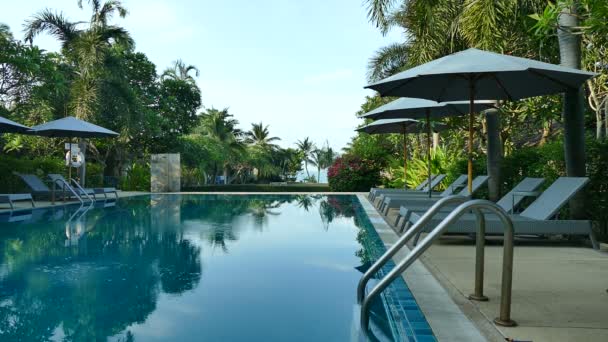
119;162;150;191
387;147;452;190
182;167;206;188
0;156;110;192
327;156;382;192
0;156;66;193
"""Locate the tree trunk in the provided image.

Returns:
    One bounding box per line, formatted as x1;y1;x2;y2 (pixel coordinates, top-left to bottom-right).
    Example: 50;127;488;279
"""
558;1;587;219
432;132;440;151
539;119;553;145
485;108;502;202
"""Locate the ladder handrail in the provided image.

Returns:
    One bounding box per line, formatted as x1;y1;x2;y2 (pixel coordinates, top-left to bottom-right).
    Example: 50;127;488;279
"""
360;199;516;331
54;178;84;204
357;195;470;303
70;178;94;202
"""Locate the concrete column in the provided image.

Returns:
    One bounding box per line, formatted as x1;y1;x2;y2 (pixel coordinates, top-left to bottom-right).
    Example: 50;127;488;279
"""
485;108;502;202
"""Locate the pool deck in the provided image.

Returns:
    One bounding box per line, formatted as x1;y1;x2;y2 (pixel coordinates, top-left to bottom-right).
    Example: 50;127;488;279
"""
0;191;148;214
378;205;608;342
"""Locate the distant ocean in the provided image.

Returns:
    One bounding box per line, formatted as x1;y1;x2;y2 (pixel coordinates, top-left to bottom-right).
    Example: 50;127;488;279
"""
296;167;328;183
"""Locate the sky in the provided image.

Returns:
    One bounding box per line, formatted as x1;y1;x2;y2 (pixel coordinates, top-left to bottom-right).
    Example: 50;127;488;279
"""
1;0;401;151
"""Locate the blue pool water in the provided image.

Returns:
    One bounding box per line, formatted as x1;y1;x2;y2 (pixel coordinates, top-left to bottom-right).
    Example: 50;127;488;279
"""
0;195;434;341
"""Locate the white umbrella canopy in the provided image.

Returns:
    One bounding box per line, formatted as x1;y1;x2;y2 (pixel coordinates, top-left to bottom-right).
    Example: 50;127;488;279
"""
0;116;30;133
357;118;449;195
365;48;597;192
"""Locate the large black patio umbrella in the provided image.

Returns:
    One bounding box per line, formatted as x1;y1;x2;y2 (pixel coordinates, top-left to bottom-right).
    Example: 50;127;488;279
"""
357;118;448;196
28;116;118;181
0;116;30;133
365;48;596;193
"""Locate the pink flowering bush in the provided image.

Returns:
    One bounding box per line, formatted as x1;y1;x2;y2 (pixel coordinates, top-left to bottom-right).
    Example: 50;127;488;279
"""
328;156;381;192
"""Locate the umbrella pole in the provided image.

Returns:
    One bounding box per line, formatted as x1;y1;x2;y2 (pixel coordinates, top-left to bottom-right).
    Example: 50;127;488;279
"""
426;109;432;198
403;129;407;189
468;79;475;194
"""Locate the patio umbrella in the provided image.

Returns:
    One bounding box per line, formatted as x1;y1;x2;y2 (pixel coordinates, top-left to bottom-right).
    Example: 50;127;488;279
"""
359;97;495;121
0;116;30;133
365;48;597;192
357;118;448;196
28;116;118;181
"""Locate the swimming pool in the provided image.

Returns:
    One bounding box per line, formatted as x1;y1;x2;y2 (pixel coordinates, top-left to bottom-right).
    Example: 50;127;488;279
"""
0;195;435;341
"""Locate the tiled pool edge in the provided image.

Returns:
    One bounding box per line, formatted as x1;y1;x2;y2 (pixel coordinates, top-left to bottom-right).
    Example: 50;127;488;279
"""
356;195;487;342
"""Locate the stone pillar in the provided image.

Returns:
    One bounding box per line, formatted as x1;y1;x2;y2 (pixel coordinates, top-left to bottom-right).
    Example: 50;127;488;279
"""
151;153;181;192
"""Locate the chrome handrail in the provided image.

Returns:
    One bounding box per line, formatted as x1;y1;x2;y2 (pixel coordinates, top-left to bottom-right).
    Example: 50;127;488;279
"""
54;178;84;204
359;199;516;331
70;178;94;202
357;195;469;303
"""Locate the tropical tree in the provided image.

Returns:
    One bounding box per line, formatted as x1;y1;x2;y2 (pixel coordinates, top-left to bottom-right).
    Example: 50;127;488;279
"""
296;137;315;178
161;59;200;84
245;122;281;149
25;0;134;119
196;107;245;183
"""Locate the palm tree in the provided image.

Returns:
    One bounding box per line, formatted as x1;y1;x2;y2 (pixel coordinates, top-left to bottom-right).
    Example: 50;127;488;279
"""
25;0;133;119
309;149;324;183
197;107;245;183
245;122;281;149
557;0;586;218
296;137;315;179
161;59;200;84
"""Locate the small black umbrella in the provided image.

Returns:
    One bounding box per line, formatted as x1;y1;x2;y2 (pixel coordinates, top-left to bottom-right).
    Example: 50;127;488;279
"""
28;116;119;181
0;116;30;133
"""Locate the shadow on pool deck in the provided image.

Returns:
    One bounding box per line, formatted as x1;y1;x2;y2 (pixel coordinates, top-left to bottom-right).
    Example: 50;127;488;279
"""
382;207;608;342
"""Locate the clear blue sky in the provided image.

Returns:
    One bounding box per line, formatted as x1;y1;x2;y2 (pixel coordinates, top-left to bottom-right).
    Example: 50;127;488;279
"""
2;0;401;151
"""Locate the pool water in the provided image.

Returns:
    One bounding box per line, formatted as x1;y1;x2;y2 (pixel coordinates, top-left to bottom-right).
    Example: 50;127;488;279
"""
0;195;433;341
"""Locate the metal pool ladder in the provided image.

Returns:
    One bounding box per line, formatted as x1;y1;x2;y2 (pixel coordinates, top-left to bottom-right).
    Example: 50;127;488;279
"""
357;195;517;332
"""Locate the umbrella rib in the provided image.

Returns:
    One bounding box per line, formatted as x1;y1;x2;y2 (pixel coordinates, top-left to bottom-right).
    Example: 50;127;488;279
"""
528;69;576;90
490;73;514;101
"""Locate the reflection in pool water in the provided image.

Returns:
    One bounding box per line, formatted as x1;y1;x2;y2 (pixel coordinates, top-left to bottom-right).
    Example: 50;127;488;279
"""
0;195;412;341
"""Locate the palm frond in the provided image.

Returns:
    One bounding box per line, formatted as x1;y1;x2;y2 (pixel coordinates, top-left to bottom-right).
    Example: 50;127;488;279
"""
367;42;409;82
364;0;400;34
24;9;79;46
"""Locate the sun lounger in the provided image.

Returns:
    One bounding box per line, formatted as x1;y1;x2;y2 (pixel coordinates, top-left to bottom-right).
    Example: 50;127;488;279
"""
403;177;599;249
373;174;464;207
0;193;35;210
379;175;487;214
393;177;545;229
14;172;78;201
369;174;442;201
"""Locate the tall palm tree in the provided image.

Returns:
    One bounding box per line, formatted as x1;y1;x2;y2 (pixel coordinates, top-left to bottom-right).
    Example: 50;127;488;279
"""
309;148;324;183
161;59;200;84
25;0;133;119
557;0;586;218
245;122;281;149
296;137;315;178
